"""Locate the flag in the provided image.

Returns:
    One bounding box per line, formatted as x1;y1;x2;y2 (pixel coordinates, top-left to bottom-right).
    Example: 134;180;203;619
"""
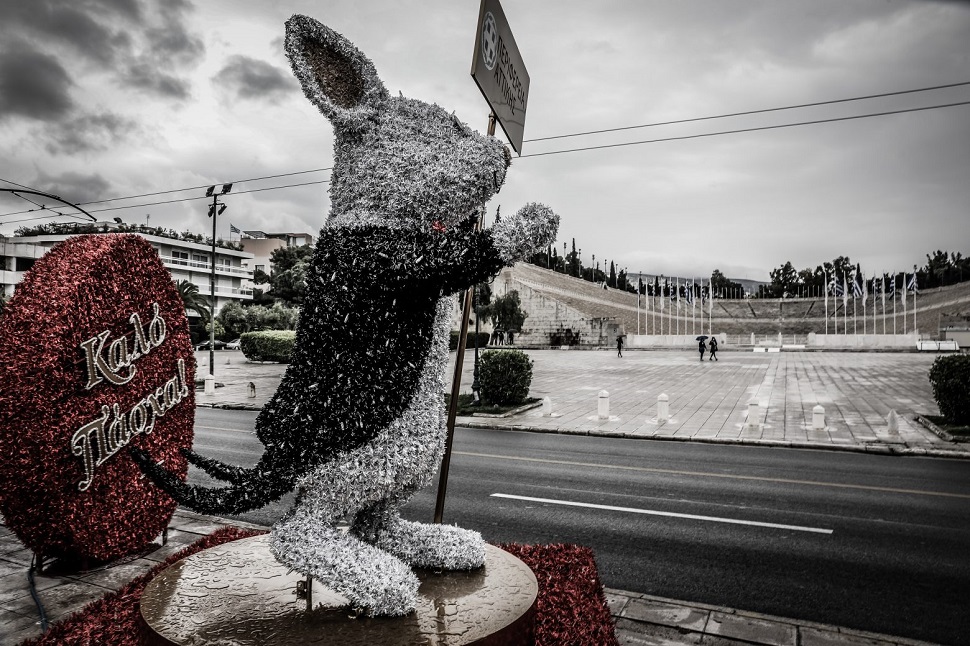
887;276;896;298
685;283;694;305
842;274;849;306
829;278;844;297
852;272;863;298
907;272;919;294
230;223;241;234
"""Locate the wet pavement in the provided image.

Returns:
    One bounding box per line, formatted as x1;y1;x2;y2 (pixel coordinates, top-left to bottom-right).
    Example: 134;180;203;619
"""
1;347;963;644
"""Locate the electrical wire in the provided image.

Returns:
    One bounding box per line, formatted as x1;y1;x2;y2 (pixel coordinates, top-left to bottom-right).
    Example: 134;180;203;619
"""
28;555;49;633
523;80;970;143
520;100;970;158
1;84;967;220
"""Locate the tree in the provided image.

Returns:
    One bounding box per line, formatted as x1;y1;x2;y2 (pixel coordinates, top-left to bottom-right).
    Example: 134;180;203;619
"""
609;261;616;288
768;261;799;298
175;279;211;322
216;300;250;339
482;290;528;332
268;244;314;305
710;269;743;298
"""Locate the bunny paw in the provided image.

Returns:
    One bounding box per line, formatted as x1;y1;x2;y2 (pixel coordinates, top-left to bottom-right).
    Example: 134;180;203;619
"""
490;202;559;264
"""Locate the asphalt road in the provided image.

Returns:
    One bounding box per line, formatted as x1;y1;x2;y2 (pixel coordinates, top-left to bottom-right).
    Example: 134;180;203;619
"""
191;408;970;645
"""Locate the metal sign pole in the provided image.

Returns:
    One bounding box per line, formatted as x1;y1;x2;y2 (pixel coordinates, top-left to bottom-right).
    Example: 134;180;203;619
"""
435;114;497;525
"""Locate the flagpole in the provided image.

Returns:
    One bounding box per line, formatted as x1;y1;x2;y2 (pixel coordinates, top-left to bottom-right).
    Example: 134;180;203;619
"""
891;272;896;335
862;271;867;335
912;265;918;336
708;275;713;336
902;271;907;334
824;270;829;335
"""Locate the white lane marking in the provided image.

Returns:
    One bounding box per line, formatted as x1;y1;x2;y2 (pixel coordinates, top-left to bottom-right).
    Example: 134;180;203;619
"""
491;493;834;535
458;451;970;500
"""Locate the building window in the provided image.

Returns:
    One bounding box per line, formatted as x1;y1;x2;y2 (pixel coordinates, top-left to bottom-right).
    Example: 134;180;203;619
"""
192;254;208;264
15;257;36;272
172;251;189;266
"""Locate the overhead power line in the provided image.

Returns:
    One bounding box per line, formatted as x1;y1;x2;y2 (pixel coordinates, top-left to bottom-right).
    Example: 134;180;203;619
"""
524;80;970;143
0;168;332;219
1;82;967;221
520;100;970;159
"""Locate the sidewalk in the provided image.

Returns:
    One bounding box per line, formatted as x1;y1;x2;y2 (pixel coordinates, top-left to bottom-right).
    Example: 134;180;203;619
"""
3;348;964;645
197;348;970;459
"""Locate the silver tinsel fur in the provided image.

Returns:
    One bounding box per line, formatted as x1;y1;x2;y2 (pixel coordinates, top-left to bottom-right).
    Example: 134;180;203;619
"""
261;15;559;616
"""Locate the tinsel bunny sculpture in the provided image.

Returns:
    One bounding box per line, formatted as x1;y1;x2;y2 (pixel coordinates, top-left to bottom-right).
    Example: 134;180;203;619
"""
134;14;558;616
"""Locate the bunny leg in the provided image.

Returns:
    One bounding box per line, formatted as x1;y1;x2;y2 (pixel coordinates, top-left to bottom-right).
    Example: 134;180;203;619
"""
352;497;486;571
271;504;419;616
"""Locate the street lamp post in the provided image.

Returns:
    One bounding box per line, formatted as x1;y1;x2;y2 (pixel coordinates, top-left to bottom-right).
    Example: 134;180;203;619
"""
205;183;232;375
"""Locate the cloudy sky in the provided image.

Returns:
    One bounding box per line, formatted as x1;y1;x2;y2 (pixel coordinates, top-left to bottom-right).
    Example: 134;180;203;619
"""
0;0;968;281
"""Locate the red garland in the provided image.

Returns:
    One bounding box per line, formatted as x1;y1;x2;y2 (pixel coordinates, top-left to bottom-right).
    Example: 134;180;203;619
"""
500;543;620;646
0;234;195;561
21;539;618;645
20;526;264;646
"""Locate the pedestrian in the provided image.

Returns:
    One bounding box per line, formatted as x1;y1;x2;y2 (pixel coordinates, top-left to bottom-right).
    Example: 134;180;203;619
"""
490;329;498;345
698;337;706;361
616;334;624;358
508;330;514;345
709;336;718;361
498;329;505;345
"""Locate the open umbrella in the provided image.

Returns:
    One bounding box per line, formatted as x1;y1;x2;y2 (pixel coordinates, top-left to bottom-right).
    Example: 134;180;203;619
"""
696;335;709;341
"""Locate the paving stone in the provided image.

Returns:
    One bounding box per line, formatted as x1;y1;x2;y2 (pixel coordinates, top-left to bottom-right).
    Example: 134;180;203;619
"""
622;597;710;632
706;611;797;645
615;617;703;645
800;626;895;646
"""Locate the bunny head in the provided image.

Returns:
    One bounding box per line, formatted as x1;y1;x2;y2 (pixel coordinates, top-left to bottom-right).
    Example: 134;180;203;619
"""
285;14;511;230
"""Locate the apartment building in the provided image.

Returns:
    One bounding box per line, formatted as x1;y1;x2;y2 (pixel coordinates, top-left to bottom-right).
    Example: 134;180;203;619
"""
0;222;254;316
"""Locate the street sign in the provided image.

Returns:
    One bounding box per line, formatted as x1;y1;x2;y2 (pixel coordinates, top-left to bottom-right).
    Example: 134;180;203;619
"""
470;0;530;153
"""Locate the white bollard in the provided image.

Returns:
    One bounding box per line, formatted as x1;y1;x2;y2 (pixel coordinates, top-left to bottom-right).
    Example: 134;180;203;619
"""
887;409;900;436
597;390;610;420
746;400;760;429
541;397;553;416
812;405;825;430
657;393;669;420
204;374;215;396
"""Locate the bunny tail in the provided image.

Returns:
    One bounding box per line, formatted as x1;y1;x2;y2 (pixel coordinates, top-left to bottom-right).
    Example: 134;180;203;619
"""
182;448;250;485
130;447;295;515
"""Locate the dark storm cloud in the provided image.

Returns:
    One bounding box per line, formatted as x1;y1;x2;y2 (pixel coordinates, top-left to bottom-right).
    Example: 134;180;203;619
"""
0;0;130;65
0;0;205;103
212;55;299;102
32;170;112;205
42;112;140;155
0;47;75;120
121;62;192;99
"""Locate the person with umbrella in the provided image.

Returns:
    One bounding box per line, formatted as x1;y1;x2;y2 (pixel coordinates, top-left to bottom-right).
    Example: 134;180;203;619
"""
709;335;718;361
697;335;707;361
616;334;624;358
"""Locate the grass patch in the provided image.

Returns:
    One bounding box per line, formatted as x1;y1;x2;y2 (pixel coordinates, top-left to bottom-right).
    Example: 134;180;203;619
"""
445;393;540;416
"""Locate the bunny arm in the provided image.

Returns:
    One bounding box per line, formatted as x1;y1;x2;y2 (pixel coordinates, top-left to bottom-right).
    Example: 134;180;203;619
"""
317;222;506;296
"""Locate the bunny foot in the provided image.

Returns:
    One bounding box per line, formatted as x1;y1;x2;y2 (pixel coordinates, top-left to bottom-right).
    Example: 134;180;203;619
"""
361;516;486;571
271;513;419;616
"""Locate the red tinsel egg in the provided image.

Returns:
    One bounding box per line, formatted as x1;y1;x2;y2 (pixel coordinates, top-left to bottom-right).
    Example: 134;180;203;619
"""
0;234;194;561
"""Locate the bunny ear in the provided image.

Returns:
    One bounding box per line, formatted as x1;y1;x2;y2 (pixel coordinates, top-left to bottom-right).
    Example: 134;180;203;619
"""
285;14;388;131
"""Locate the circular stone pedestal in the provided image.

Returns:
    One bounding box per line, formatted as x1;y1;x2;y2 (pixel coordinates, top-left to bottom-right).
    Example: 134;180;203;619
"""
141;535;537;645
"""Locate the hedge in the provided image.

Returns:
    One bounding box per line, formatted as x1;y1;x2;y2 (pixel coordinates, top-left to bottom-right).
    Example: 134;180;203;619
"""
478;349;533;406
240;330;296;363
928;354;970;425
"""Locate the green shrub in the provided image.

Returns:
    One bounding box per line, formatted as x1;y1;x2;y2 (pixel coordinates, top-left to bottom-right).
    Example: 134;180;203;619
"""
240;330;296;363
449;331;491;351
479;349;533;405
928;355;970;425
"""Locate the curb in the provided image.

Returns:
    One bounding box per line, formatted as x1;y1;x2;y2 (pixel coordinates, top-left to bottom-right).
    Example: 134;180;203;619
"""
452;419;970;461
